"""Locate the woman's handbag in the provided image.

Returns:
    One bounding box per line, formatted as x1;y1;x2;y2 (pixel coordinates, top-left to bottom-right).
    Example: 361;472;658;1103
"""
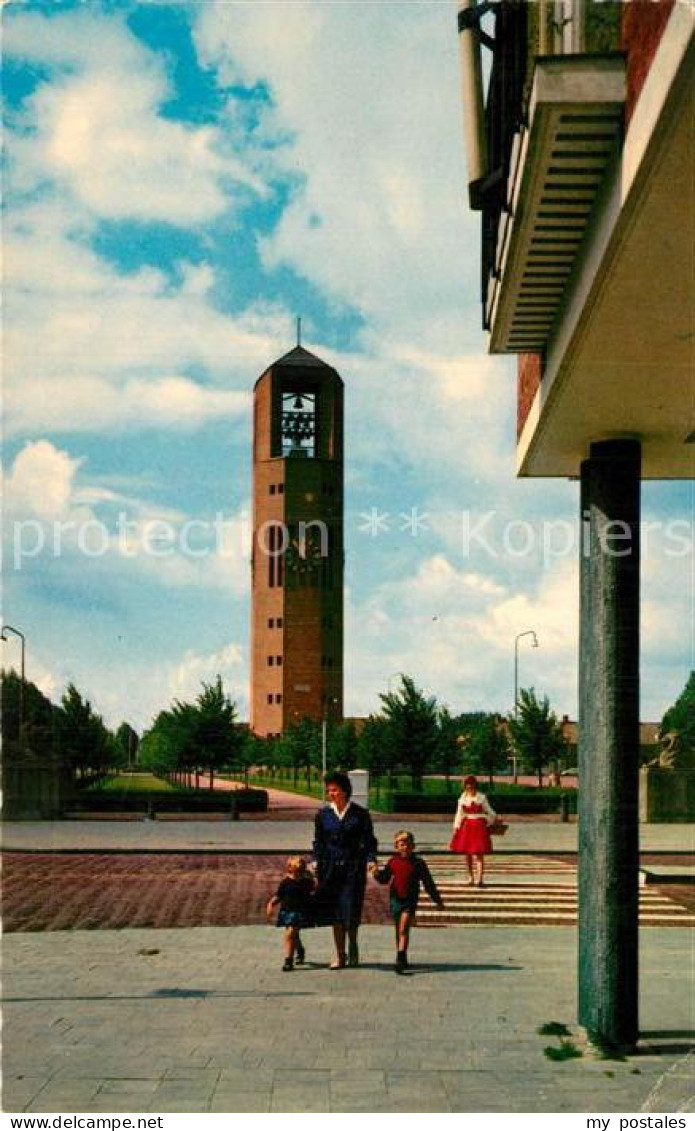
489;820;508;836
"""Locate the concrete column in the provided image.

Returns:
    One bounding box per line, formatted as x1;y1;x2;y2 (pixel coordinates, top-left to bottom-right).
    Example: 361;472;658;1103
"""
578;439;641;1053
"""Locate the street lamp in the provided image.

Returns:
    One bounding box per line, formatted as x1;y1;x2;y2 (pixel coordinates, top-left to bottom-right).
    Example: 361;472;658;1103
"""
1;624;26;744
514;630;538;719
321;696;339;781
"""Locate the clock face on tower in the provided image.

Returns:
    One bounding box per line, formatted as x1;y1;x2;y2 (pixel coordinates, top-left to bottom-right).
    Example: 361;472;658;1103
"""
281;390;316;457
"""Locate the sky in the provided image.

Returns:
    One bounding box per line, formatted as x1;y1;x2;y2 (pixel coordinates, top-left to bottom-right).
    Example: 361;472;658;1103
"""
2;0;692;733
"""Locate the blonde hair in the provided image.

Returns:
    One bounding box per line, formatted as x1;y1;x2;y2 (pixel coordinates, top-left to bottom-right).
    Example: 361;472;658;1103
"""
286;855;306;876
394;830;415;847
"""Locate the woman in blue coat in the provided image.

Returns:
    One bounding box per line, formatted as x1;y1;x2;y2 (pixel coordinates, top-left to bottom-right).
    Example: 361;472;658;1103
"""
312;771;378;968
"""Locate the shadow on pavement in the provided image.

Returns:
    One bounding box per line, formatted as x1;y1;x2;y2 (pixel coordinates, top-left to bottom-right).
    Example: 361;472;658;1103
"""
322;961;524;975
2;988;316;1003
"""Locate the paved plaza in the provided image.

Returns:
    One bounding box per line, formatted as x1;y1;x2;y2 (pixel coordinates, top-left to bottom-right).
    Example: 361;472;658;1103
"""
3;924;694;1114
2;817;693;1114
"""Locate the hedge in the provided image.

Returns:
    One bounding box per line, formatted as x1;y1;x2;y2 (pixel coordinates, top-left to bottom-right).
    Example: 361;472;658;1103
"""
69;787;268;814
383;788;577;816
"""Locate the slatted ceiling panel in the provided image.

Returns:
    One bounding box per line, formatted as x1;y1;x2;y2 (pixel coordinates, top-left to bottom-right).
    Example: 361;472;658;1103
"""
488;59;624;353
537;219;591;227
552;145;614;156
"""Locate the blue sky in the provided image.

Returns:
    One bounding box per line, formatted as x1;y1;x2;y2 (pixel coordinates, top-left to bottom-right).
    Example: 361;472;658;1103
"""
2;0;692;731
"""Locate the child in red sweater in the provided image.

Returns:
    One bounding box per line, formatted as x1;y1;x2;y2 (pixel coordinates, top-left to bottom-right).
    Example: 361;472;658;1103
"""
371;830;444;974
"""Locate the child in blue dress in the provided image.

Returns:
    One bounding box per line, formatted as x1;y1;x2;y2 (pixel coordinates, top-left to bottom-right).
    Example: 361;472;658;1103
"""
266;856;315;971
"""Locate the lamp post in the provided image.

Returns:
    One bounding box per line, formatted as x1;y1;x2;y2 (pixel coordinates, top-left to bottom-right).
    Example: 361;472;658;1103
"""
514;630;539;719
1;624;26;744
322;696;339;781
321;710;328;782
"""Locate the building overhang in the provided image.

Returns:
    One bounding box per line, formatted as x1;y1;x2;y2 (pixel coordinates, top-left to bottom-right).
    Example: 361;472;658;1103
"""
487;55;625;355
517;18;694;479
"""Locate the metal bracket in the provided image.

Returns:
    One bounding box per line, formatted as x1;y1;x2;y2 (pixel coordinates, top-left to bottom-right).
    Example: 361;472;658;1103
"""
458;1;497;50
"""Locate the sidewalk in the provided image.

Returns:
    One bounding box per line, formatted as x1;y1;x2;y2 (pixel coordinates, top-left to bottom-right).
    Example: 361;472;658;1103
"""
3;817;693;853
2;817;694;1113
3;924;693;1114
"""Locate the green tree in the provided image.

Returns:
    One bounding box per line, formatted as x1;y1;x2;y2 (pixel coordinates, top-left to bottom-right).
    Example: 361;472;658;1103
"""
115;722;139;767
437;707;463;790
328;721;359;773
355;715;395;801
508;688;566;787
55;683;116;779
140;678;243;789
462;715;510;785
139;718;179;778
1;670;57;757
379;675;440;791
277;717;320;787
660;671;695;757
194;677;243;788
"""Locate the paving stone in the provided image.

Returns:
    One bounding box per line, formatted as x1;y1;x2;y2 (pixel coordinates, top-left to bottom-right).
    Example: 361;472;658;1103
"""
162;1066;220;1081
2;1077;50;1111
27;1084;101;1107
332;1098;401;1112
3;916;693;1114
271;1096;330;1112
329;1084;389;1099
209;1090;272;1112
97;1079;162;1094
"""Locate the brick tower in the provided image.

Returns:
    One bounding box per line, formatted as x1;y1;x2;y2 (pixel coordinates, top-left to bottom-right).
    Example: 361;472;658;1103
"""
250;345;344;737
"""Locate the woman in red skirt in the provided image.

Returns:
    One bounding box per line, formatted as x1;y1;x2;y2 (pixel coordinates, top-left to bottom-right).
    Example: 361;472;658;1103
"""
449;775;496;887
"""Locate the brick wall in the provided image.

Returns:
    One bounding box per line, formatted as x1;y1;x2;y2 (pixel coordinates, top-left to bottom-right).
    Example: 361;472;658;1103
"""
622;0;676;125
517;352;543;439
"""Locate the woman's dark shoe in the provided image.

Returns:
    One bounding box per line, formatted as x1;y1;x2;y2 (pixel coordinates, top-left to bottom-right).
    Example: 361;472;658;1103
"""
330;954;346;969
295;941;306;965
347;941;359;967
282;957;294;972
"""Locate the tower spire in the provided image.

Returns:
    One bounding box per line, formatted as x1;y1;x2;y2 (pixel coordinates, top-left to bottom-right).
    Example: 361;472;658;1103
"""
296;316;302;347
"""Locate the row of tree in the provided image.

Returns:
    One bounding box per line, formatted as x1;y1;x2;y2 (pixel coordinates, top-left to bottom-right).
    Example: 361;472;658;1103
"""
137;674;567;790
1;670;139;781
4;665;692;792
139;677;243;788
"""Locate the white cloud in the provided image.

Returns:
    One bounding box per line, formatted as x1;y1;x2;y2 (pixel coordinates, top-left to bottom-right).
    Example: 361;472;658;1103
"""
479;563;579;658
3;440;83;520
34;644;249;733
6;375;250;437
170;643;246;708
344;540;691;723
337;341;516;490
3;197;291;436
345;552;580;720
193;1;479;349
4;441;252;611
2;8;292;439
5;9;267;226
30;657;61;705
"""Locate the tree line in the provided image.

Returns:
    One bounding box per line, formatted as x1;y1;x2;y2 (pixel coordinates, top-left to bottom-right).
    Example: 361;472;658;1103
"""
3;666;691;792
137;673;572;790
1;669;138;781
